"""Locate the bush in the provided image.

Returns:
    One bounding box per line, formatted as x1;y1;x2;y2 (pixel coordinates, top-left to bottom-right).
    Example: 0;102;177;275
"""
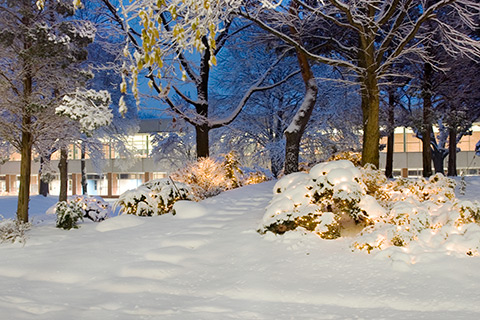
261;160;377;239
115;178;192;216
49;195;112;229
173;157;228;199
261;160;480;257
0;216;31;244
55;201;84;230
172;152;265;200
69;195;111;222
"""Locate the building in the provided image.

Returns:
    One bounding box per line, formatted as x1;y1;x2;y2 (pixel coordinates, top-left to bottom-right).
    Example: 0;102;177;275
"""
0;119;174;197
1;120;480;197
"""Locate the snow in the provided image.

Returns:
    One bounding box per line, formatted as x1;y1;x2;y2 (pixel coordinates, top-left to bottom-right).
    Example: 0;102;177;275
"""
1;178;480;319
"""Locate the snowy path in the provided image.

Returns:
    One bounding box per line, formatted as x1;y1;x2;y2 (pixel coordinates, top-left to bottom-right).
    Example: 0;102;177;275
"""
1;182;480;319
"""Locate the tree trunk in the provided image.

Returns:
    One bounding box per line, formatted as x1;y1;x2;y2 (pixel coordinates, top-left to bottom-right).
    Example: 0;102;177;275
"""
81;142;88;194
17;123;32;223
17;40;33;223
358;30;380;169
360;74;380;168
431;148;445;174
447;126;457;176
422;62;433;177
283;2;318;175
284;132;302;175
385;90;395;178
39;155;50;197
195;125;210;158
58;147;68;202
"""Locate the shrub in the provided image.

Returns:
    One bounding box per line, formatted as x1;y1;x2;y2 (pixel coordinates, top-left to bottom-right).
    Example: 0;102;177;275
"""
55;201;84;230
49;195;112;229
173;157;227;199
261;160;480;258
261;160;378;239
68;195;111;222
172;152;263;200
115;178;192;216
0;216;31;244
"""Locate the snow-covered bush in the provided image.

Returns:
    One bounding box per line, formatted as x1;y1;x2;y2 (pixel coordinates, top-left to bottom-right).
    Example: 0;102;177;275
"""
261;160;480;258
54;201;84;230
49;195;112;229
261;160;380;238
0;216;31;244
328;151;362;167
68;195;111;222
115;178;192;216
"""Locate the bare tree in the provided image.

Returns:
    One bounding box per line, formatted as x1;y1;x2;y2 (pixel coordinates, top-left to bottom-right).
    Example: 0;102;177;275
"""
101;1;299;159
239;0;480;168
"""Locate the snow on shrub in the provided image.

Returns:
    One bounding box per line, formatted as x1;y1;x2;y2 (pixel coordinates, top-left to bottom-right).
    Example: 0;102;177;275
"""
54;201;84;230
115;178;192;216
0;216;31;244
261;160;379;239
69;195;112;222
48;195;112;229
261;160;480;259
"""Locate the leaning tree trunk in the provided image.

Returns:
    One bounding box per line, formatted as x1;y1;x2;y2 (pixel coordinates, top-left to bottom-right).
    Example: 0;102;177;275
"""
58;147;68;202
81;142;88;194
284;79;317;175
385;90;395;178
422;62;433;177
283;2;318;175
17;121;32;223
447;126;457;176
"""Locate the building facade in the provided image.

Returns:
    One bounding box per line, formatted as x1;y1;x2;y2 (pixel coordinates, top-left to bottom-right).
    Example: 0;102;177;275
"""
1;120;480;197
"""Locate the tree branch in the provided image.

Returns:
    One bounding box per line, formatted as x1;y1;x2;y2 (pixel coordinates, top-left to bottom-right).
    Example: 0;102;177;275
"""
210;52;300;128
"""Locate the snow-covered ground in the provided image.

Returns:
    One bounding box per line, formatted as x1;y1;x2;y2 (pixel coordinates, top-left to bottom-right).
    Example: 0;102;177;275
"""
1;178;480;319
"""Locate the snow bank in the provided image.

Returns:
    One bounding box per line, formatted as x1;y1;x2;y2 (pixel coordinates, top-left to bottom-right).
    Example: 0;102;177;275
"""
172;200;207;219
96;215;146;232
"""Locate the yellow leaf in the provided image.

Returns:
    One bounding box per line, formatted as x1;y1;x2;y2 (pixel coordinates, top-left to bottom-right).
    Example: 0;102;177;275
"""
210;55;217;66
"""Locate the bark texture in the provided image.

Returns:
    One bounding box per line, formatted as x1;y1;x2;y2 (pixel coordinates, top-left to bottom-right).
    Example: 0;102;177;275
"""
58;147;68;202
422;62;433;177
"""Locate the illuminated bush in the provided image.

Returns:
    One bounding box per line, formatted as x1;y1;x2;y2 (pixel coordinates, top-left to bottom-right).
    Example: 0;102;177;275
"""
173;152;267;200
115;178;192;216
261;160;380;239
261;160;480;258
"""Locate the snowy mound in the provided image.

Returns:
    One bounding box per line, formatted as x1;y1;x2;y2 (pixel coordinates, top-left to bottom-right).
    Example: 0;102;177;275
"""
172;200;207;219
96;215;146;232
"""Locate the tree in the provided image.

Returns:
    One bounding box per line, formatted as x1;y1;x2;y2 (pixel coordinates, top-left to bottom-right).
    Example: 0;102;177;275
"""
0;0;95;222
211;35;303;176
99;1;298;159
238;0;480;168
55;89;113;201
